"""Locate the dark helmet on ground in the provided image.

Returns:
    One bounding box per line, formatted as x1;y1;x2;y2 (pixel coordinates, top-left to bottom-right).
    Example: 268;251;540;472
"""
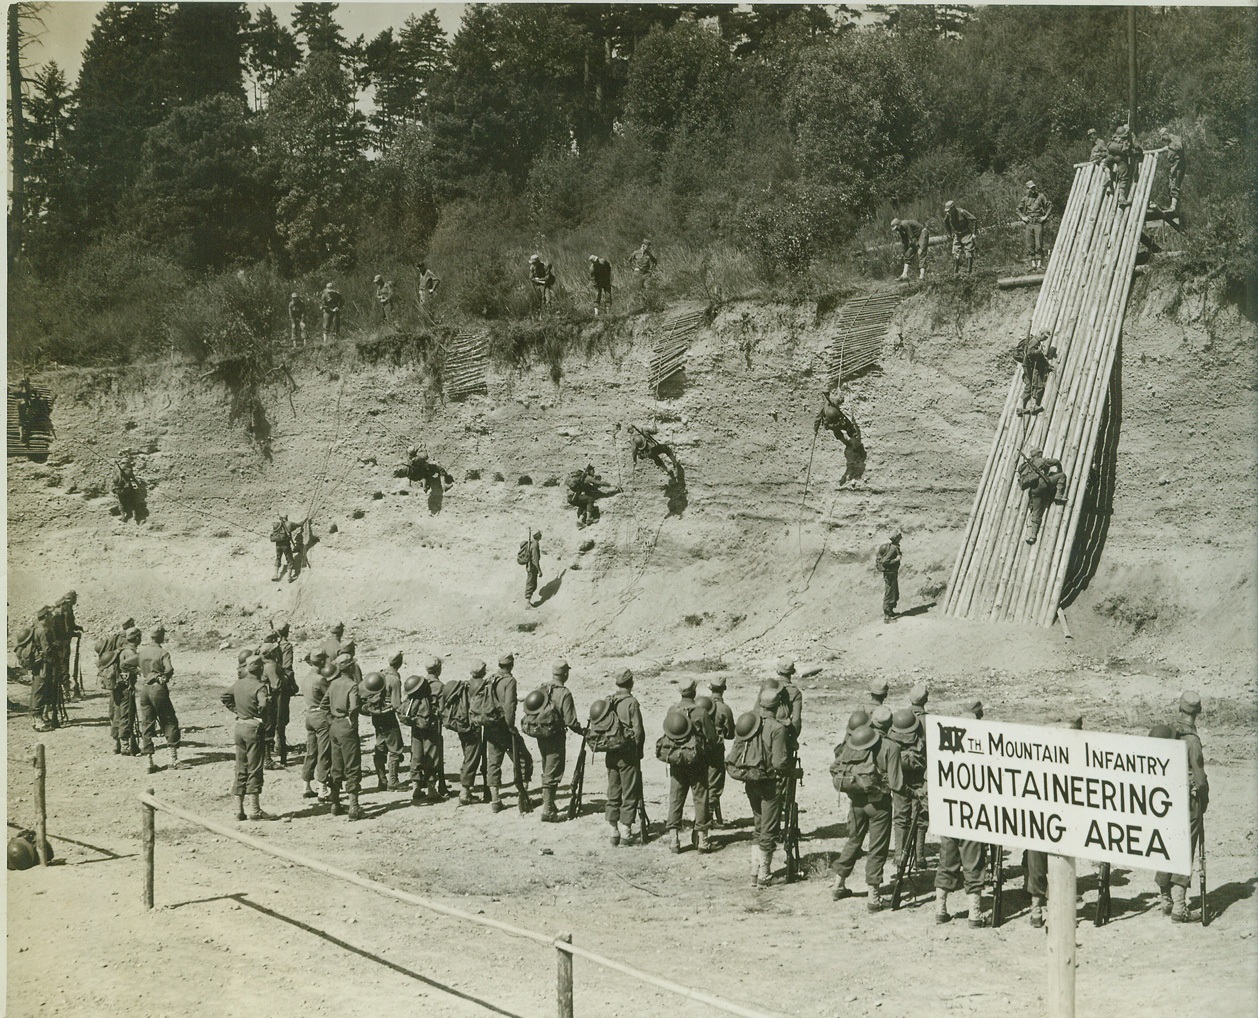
663;709;691;740
734;711;761;738
7;833;40;871
695;695;714;714
363;671;385;693
523;689;547;712
403;675;424;696
847;709;870;732
589;698;611;723
847;725;880;752
891;709;920;735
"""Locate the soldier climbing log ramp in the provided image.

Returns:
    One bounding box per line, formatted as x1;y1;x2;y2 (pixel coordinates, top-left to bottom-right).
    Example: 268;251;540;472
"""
648;302;707;396
444;331;489;400
7;384;55;459
944;152;1160;626
826;290;903;389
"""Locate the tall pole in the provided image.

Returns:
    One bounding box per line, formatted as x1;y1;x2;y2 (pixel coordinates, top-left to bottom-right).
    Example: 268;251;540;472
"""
1127;6;1137;134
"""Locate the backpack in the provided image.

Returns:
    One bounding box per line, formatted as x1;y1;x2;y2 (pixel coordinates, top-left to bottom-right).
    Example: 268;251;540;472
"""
400;684;434;729
14;631;38;670
725;723;773;783
586;694;631;753
520;686;563;739
566;470;585;494
830;737;889;797
1017;458;1040;491
468;675;505;726
655;708;704;767
517;540;530;566
893;731;927;777
270;520;289;543
441;682;473;733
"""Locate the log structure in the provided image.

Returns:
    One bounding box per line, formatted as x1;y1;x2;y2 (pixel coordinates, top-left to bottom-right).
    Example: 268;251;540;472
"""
944;154;1160;626
445;331;489;400
648;302;707;395
826;290;903;389
7;382;54;458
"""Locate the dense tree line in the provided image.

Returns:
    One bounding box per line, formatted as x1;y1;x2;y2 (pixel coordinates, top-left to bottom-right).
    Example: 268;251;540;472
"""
8;3;1255;365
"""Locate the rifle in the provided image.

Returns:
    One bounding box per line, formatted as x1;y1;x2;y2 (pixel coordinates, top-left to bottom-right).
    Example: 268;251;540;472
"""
72;634;82;698
638;796;651;845
477;725;491;803
1094;863;1112;927
782;752;804;882
892;800;922;910
989;845;1004;928
512;730;534;813
1015;449;1054;490
566;737;586;821
1197;796;1208;927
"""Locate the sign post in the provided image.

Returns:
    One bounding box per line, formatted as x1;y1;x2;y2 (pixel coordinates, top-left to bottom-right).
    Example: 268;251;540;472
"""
926;716;1190;1017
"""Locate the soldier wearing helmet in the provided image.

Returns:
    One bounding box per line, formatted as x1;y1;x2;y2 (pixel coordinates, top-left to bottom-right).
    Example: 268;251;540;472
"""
406;657;445;805
738;686;793;887
876;530;902;623
534;659;585;823
1154;692;1209;923
934;702;988;927
888;707;928;877
664;678;720;854
402;446;454;496
523;529;543;609
602;670;646;846
867;677;889;714
831;720;905;913
528;253;554;306
1086;127;1108;165
908;683;929;721
706;678;736;826
363;652;406;793
114;646;141;756
300;651;333;801
325;653;365;820
136;627;184;774
483;654;520;813
222;655;275;821
453;661;488;805
891;216;929;281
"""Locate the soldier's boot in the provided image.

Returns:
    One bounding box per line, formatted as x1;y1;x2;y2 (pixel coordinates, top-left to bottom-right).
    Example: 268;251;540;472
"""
1030;895;1046;928
1158;889;1174;916
696;829;712;854
272;570;282;582
347;793;365;822
899;264;910;280
373;750;388;792
935;890;951;923
668;829;682;854
1167;196;1178;214
867;887;884;913
235;795;247;822
318;783;332;802
278;739;288;768
247;793;276;821
490;785;506;814
967;892;985;928
831;874;851;901
918;266;926;280
330;783;344;816
759;848;775;888
168;747;186;771
1170;884;1198;923
750;846;763;888
113;738;122;755
712;798;724;827
144;753;158;775
458;788;473;807
264;743;280;771
609;819;621;846
541;788;560;822
617;822;634;846
302;782;317;799
386;758;402;792
411;783;424;806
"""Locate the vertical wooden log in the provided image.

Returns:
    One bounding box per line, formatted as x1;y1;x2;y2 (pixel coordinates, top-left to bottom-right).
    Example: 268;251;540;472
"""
33;743;49;866
556;932;574;1018
1046;855;1077;1018
142;789;156;910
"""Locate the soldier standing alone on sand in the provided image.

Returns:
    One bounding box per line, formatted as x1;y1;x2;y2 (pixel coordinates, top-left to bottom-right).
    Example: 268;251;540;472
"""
522;529;543;609
876;530;902;623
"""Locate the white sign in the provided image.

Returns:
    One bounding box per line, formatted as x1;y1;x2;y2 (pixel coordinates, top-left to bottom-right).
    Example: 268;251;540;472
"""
925;716;1190;873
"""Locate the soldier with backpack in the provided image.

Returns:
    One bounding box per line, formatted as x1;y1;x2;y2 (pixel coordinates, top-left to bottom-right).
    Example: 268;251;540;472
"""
588;670;645;846
300;656;334;800
364;653;406;792
934;704;988;927
889;709;929;873
770;657;804;743
521;659;585;823
1018;448;1069;546
326;654;365;821
1015;333;1057;417
400;659;443;804
445;661;483;806
660;678;719;854
726;688;792;887
136;627;184;774
520;530;543;609
271;516;295;582
707;679;736;826
472;653;520;813
829;721;905;912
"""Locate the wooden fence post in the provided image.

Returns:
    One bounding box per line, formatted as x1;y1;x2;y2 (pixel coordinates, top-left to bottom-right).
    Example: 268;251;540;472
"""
33;743;49;866
142;789;155;909
1046;854;1077;1018
556;932;573;1018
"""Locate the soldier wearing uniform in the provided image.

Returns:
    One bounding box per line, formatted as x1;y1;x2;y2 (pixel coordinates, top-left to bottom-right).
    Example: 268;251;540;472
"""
288;292;306;347
316;622;345;665
891;218;929;280
1087;128;1108;165
1154;692;1209;922
532;660;584;822
942;200;978;275
831;722;904;912
484;653;519;813
588;255;612;314
665;678;719;854
627;425;680;482
707;678;736;825
876;531;902;622
115;647;141;755
889;708;929;873
320;282;343;341
373;274;395;322
908;683;929;721
453;661;486;806
524;530;543;609
56;591;83;699
1017;181;1053;270
29;607;58;730
365;653;406;792
1019;447;1069;546
259;637;285;769
628;238;657;280
406;658;444;803
301;655;333;800
136;627;184;773
935;703;988;927
1158;127;1186;213
867;678;889;714
603;670;646;846
738;689;792;887
222;656;274;821
326;654;364;820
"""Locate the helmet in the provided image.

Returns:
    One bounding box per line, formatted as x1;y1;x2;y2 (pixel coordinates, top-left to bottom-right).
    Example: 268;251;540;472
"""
890;217;901;228
909;683;929;706
663;709;691;740
734;711;761;738
470;660;487;678
847;725;880;752
758;686;781;709
891;709;920;735
319;663;338;679
678;678;697;696
523;689;546;712
615;669;634;688
871;706;893;732
498;653;515;669
589;698;610;723
236;649;251;664
1028;447;1044;458
944;200;955;210
869;678;889;698
1115;124;1130;138
388;651;403;667
695;695;714;714
403;675;424;696
530;253;541;263
290;291;299;299
7;834;40;871
363;672;385;693
13;627;31;646
847;709;870;732
125;628;141;644
1148;724;1176;739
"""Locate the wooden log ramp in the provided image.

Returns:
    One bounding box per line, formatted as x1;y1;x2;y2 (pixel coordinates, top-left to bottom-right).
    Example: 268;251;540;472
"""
826;290;904;388
647;302;709;394
944;152;1159;627
444;331;489;400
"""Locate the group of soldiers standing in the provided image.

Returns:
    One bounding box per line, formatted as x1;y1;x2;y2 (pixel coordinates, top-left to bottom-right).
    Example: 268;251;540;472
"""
93;621;184;772
13;592;83;731
529;239;658;314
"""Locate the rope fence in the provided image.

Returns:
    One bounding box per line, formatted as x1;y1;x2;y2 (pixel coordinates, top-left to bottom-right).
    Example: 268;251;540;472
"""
139;791;782;1018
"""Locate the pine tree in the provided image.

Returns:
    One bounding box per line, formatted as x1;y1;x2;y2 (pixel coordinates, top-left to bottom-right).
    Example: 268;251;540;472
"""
246;5;300;107
368;12;449;144
292;2;348;58
161;2;249;107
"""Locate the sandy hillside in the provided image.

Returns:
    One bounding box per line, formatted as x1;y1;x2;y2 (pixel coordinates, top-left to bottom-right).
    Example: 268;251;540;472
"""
7;269;1257;1017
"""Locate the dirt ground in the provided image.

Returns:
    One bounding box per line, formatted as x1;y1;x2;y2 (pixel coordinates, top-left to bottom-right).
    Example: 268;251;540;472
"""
7;270;1257;1017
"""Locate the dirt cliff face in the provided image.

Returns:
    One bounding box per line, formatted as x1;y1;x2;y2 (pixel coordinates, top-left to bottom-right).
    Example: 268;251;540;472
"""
8;275;1254;685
